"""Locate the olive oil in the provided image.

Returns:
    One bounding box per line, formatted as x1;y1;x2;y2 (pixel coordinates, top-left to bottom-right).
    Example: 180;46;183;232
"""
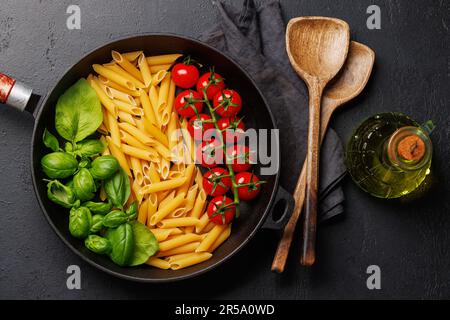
346;112;433;198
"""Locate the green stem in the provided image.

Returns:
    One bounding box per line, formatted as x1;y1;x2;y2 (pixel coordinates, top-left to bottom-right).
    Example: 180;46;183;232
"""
201;88;241;217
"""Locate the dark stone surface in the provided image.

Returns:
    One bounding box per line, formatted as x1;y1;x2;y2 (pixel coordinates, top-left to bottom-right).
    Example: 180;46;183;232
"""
0;0;449;299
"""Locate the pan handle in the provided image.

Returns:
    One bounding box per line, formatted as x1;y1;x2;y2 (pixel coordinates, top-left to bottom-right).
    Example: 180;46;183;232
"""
1;72;40;116
261;185;295;231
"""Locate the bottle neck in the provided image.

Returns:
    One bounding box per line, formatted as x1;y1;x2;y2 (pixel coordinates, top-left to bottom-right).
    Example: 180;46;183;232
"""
383;126;432;171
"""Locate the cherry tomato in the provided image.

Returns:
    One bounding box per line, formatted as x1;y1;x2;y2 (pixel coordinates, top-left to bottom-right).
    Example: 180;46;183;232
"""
217;116;245;143
172;62;199;89
203;167;232;197
187;113;215;141
196;139;224;168
174;90;203;118
196;71;225;100
207;195;236;225
226;144;254;173
213;89;242;117
235;172;262;200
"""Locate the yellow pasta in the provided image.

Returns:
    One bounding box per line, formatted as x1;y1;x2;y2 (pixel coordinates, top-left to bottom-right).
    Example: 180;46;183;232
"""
146;53;182;65
137;197;149;224
108;86;136;105
177;164;195;195
163;79;176;126
184;184;199;213
195;213;210;234
158;190;175;210
196;224;227;252
139;88;157;126
103;62;145;89
185;189;206;233
118;122;154;145
130;157;144;185
144;122;170;147
150;228;179;242
156;241;200;258
132;178;144;204
209;225;231;252
117;111;137;126
157;217;200;229
121;144;159;162
98;75;139;96
106;110;121;147
151;70;168;86
112;50;144;82
148;193;185;226
146;257;170;269
93;64;135;90
122;51;143;62
137;53;152;87
150;64;171;73
169;252;213;270
113;99;144;116
158;233;203;252
88;77;118;116
106;136;131;176
159;158;170;180
146;193;158;228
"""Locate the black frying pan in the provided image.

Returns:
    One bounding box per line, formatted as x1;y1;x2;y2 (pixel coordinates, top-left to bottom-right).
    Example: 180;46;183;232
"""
1;34;293;282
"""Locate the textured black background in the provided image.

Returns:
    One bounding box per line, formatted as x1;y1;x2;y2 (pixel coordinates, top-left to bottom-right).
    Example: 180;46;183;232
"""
0;0;449;299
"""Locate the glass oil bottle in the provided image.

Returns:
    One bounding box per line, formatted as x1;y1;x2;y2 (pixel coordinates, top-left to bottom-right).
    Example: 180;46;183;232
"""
346;112;434;198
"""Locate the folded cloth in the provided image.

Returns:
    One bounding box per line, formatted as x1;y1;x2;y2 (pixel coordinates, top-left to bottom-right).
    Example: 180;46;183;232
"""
199;0;346;222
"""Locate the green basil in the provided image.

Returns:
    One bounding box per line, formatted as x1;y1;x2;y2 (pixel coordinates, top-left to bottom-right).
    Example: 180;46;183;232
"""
103;210;129;228
90;155;120;180
65;142;74;153
43;129;60;152
106;223;134;267
74;139;106;158
90;214;104;233
41;152;78;179
104;168;130;209
129;221;159;266
73;168;96;201
46;180;77;208
125;201;138;220
69;206;92;239
85;235;111;255
83;201;112;215
55;78;102;143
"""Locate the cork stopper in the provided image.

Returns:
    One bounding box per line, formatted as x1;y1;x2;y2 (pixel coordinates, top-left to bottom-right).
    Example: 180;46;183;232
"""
397;134;425;161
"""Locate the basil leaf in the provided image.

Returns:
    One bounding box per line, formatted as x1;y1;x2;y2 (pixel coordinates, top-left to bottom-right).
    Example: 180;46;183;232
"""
102;210;128;228
74;139;106;158
46;180;77;208
43;129;60;152
83;201;112;215
41;152;78;179
90;155;120;180
104;168;130;209
90;214;104;233
73;168;97;201
85;235;111;255
125;201;138;221
129;221;159;266
55;78;102;143
106;223;134;267
69;206;92;239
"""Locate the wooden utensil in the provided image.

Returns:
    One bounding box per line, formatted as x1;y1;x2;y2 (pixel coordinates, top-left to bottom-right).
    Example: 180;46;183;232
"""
272;41;375;273
285;17;350;266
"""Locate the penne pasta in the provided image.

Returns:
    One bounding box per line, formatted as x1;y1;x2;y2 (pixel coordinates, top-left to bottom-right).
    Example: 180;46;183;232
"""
209;224;232;252
108;86;136;105
107;137;133;176
93;64;136;90
118;122;154;145
139;88;158;126
103;62;146;89
195;213;210;234
98;75;139;96
146;193;158;228
117;110;137;126
157;217;200;229
137;197;149;224
130;157;144;185
151;70;168;86
113;99;144;116
121;143;159;162
150;64;171;74
146;54;182;66
137;53;152;87
148;193;185;226
196;224;227;253
169;252;212;270
156;241;200;258
146;257;170;269
158;233;203;252
112;50;144;82
122;50;143;62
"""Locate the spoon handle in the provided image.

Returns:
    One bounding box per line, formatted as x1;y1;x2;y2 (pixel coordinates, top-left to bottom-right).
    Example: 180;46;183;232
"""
271;103;335;272
300;81;323;266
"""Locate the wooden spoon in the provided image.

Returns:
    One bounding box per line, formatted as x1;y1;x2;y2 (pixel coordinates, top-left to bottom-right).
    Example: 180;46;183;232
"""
272;41;375;273
285;17;350;266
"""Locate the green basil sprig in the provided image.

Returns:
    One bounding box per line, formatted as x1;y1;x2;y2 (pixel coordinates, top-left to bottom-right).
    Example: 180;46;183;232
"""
46;180;78;208
102;210;129;228
74;139;106;158
43;129;60;152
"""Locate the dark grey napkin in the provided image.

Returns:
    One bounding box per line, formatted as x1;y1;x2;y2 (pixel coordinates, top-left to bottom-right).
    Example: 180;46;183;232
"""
199;0;346;222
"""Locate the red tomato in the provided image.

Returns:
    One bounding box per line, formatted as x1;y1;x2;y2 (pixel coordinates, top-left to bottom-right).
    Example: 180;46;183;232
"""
207;196;236;225
213;89;242;117
203;167;232;197
196;71;225;100
226;144;254;173
187;114;215;141
196;139;224;168
174;90;203;118
235;172;262;200
217;116;245;143
172;62;199;89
